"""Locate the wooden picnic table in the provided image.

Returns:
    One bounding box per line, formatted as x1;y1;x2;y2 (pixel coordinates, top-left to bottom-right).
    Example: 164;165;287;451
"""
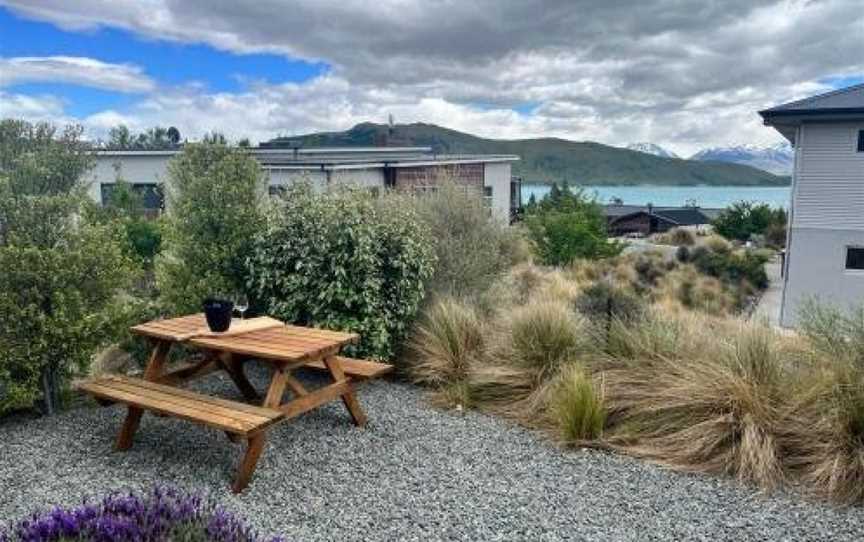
79;314;391;492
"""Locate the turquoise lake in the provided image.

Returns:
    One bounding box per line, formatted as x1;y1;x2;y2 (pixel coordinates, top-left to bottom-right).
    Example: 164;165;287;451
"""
521;184;791;209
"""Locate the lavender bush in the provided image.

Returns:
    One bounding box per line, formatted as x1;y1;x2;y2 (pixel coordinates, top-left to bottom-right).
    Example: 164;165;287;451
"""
0;487;281;542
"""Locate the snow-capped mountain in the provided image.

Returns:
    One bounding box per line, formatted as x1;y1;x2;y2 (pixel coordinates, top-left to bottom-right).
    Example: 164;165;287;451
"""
689;142;793;176
625;142;680;159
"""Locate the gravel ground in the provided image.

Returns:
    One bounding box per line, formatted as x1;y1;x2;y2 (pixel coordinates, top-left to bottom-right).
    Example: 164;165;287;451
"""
1;365;863;541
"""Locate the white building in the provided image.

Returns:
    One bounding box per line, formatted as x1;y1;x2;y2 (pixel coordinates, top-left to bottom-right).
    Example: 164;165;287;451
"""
760;83;864;326
86;146;521;222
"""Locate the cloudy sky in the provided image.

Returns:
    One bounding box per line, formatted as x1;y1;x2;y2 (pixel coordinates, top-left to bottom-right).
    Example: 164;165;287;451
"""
0;0;861;155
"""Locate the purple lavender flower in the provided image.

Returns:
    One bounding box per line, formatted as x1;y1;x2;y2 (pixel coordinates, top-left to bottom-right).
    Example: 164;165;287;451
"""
3;486;282;541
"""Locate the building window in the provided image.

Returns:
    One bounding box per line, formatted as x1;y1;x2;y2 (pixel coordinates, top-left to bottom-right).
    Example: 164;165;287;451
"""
483;186;493;207
857;130;864;152
101;183;163;213
268;185;287;198
846;247;864;270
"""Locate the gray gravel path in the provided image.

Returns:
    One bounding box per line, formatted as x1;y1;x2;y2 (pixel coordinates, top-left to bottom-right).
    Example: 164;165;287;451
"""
1;365;862;541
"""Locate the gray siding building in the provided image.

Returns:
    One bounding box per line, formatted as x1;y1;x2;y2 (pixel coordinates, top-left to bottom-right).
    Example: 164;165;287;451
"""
760;84;864;326
87;146;520;222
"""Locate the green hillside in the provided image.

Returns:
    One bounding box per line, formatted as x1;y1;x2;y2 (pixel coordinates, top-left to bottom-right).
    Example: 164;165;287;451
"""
273;122;789;186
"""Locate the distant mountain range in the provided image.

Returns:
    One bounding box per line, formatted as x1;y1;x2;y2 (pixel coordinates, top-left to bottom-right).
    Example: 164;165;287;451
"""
275;122;789;186
625;142;680;159
689;143;793;176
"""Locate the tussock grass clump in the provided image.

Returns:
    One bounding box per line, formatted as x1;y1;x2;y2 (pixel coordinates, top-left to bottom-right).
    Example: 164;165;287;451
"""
409;297;485;387
788;362;864;504
552;364;606;443
657;265;734;316
798;299;864;364
702;234;733;254
605;323;788;489
657;227;696;246
507;300;591;382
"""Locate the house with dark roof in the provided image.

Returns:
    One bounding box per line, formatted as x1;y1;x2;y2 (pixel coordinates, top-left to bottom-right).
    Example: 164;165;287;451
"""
603;203;720;237
759;83;864;327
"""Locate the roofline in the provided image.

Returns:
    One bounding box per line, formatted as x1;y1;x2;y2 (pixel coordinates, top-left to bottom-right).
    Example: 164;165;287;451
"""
608;210;681;225
759;107;864;119
761;83;864;113
95;146;434;156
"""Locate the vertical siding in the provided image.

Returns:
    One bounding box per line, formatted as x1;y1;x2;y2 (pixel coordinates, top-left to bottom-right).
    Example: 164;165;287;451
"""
483;162;512;222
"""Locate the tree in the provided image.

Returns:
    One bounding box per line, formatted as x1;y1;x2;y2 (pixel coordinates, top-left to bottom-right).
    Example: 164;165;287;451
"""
167;126;181;145
156;143;267;314
0;119;136;415
524;183;622;265
712;201;787;245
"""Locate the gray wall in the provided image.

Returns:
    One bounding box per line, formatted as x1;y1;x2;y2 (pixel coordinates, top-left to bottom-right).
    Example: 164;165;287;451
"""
782;121;864;326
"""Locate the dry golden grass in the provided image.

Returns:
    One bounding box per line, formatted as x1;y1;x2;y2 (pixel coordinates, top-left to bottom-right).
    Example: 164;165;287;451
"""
408;297;485;387
405;254;864;504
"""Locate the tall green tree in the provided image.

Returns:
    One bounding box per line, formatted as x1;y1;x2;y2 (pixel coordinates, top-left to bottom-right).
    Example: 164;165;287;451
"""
156;143;267;314
0;119;136;415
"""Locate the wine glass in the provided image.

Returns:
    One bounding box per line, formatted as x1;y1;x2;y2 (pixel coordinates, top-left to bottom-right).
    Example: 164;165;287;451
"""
235;293;249;320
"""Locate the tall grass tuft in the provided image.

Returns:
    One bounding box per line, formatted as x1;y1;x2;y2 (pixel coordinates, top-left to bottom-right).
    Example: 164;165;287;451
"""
409;297;485;388
789;361;864;504
552;364;606;443
605;323;787;489
507;300;591;382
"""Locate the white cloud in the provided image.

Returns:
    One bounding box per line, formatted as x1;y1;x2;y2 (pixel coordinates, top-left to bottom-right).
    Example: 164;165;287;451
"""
0;56;155;93
1;0;862;154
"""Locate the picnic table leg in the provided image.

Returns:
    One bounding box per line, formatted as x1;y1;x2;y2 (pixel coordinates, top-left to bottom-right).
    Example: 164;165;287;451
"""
231;367;287;492
233;433;265;493
323;355;367;427
116;340;171;451
219;353;260;402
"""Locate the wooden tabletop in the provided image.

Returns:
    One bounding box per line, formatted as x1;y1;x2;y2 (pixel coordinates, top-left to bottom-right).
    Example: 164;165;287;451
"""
132;314;359;363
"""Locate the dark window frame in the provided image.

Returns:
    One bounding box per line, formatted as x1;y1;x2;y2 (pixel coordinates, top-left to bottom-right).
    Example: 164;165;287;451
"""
857;129;864;152
100;182;163;211
845;246;864;270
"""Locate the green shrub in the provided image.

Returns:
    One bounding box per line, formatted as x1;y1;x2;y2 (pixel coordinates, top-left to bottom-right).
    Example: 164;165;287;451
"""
156;143;266;314
524;183;621;265
574;281;646;324
0;120;137;415
248;183;435;360
412;182;530;299
689;245;769;290
552;364;606;442
712;201;787;243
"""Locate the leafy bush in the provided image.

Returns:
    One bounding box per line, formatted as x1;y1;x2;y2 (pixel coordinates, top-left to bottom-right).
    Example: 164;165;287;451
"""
552;364;606;442
0;120;136;415
248;183;435;360
0;486;282;541
689;245;769;290
412;182;530;299
524;183;622;265
156;143;266;314
712;201;787;244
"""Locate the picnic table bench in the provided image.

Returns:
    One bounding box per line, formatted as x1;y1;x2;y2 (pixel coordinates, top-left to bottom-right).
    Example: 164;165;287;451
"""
78;314;392;492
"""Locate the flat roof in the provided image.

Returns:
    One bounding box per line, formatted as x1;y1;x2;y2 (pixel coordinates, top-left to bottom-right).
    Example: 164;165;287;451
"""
759;83;864;142
95;147;519;168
